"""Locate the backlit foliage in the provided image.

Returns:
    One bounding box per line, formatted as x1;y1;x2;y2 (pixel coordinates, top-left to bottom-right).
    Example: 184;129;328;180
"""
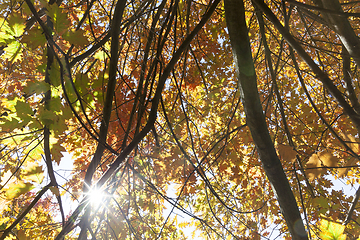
0;0;360;239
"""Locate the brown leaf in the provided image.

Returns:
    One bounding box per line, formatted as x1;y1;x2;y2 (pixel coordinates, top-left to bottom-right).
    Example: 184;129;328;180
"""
277;144;297;163
49;186;60;197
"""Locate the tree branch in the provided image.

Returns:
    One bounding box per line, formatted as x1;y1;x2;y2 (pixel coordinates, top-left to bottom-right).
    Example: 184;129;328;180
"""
0;185;51;240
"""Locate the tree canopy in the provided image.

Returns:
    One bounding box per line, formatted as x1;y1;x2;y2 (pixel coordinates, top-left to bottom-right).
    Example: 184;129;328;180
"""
1;0;360;239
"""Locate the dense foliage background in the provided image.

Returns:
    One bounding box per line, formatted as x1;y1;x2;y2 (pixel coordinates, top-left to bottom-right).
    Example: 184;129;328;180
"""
1;0;360;239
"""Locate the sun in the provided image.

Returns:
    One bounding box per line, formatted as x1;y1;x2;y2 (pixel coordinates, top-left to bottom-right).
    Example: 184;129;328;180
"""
87;187;107;208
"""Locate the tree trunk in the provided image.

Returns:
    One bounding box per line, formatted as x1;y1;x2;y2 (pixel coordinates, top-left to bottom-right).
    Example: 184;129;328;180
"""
224;0;308;239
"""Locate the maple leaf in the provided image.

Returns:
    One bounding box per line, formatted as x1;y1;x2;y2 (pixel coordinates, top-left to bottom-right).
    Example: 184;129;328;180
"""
2;0;360;238
24;81;50;96
3;41;22;61
306;151;339;181
17;229;31;240
22;27;47;49
277;144;297;163
319;219;346;240
22;162;44;184
338;132;360;177
47;5;70;35
49;186;60;196
4;181;34;199
15;100;34;120
51;141;65;165
63;29;89;47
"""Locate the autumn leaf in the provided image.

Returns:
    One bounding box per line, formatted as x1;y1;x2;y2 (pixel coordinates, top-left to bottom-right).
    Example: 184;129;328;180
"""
22;27;47;49
338;132;360;177
49;186;60;196
306;151;339;181
47;5;70;34
1;0;360;239
319;219;346;240
5;181;34;199
22;162;44;184
277;144;297;163
17;229;31;240
63;29;89;47
51;141;65;165
0;14;25;62
339;132;360;153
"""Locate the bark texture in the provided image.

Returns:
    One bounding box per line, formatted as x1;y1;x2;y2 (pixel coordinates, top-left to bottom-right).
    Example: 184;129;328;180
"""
224;0;308;239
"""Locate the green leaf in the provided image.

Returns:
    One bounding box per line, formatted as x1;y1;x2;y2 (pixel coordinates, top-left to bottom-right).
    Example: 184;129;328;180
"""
39;108;58;126
7;13;25;37
52;119;67;135
5;181;34;199
15;100;34;119
24;81;50;96
0;223;6;230
0;14;25;62
63;29;89;47
22;27;47;49
314;196;329;209
0;28;13;44
319;219;346;240
0;118;20;132
61;104;73;120
3;41;22;61
48;97;62;113
28;120;42;130
47;5;70;34
48;62;61;87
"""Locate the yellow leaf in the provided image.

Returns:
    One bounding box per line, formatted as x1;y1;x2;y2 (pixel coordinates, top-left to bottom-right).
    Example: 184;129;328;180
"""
338;132;360;177
0;170;14;186
178;221;189;228
22;162;44;184
319;219;346;240
306;151;339;181
5;181;34;199
339;132;359;153
0;197;10;215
